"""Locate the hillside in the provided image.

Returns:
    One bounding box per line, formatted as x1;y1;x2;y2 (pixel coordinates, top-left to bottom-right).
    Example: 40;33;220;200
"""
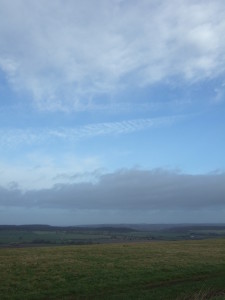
1;239;225;299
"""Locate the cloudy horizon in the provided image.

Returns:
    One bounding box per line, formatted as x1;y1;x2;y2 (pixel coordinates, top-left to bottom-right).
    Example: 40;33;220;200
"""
0;0;225;225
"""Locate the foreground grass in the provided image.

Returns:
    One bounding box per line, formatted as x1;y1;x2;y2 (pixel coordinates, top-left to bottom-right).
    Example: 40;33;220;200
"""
0;239;225;299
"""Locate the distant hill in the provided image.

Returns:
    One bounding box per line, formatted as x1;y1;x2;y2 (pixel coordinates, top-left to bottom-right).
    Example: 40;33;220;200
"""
1;223;225;232
0;224;136;232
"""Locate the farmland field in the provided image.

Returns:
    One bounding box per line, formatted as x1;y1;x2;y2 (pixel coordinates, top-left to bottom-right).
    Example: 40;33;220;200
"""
1;238;225;299
1;224;225;247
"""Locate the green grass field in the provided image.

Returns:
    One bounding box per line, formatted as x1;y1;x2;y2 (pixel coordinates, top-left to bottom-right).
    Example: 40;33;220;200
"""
1;239;225;299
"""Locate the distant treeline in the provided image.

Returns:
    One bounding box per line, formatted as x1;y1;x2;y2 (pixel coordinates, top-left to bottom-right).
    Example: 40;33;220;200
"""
0;224;136;232
1;224;225;233
167;225;225;232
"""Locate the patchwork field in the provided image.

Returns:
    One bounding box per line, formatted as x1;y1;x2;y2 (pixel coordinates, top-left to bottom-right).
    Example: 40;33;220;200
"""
1;224;225;247
1;238;225;299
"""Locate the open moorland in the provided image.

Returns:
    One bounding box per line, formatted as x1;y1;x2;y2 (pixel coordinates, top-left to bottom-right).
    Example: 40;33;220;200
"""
0;237;225;299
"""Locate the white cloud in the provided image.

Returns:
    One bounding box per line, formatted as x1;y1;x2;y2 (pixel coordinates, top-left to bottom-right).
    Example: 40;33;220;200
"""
0;152;101;190
214;81;225;103
0;115;184;147
0;0;225;111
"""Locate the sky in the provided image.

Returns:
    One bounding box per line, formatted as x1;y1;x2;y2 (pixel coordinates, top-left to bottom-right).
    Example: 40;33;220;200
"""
0;0;225;225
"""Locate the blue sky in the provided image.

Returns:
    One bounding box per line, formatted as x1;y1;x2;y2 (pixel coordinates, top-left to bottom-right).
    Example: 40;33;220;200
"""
0;0;225;225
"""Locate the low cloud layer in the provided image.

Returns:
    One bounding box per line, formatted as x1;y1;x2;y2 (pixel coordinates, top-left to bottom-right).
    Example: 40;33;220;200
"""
1;169;224;213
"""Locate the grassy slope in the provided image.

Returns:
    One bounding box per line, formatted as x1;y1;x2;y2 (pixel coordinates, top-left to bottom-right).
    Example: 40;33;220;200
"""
0;239;225;299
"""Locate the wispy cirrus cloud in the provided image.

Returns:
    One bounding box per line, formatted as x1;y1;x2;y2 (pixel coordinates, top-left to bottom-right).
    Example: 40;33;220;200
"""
0;114;184;147
0;0;225;111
